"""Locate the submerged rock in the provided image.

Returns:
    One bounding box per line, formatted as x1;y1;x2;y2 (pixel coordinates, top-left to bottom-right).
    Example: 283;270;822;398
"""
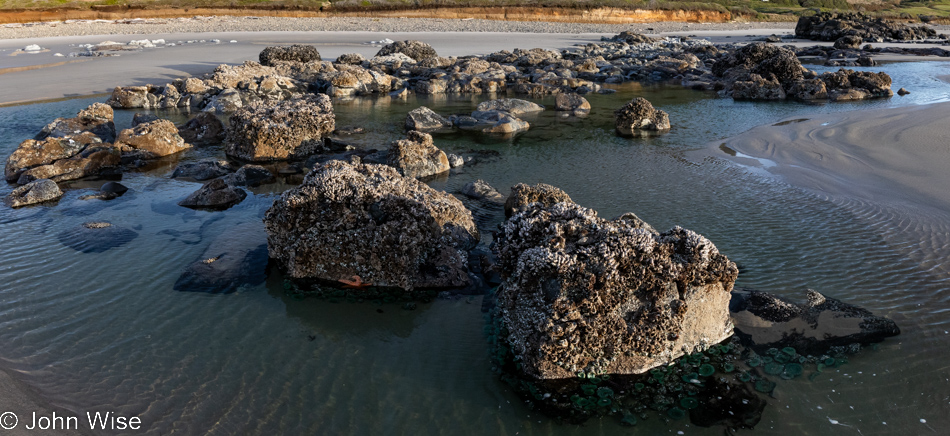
225;94;335;162
259;44;321;66
614;97;670;136
57;221;138;253
555;93;591;115
476;98;544;116
177;177;247;210
730;289;900;355
174;222;268;293
461;179;505;204
4;178;62;208
387;130;450;179
263;160;479;291
470;110;530;135
492;201;738;379
227;164;275;187
171;159;235;181
405;106;452;131
504;183;573;218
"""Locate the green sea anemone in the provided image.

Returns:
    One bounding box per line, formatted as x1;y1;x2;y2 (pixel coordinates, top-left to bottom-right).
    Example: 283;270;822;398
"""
775;353;790;364
598;398;612;407
739;371;752;382
667;407;686;419
782;347;797;356
722;363;735;373
597;387;614;399
680;397;699;409
747;356;762;367
699;364;715;377
764;362;784;375
635;383;645;391
824;357;836;366
620;414;637;426
755;379;776;393
785;363;804;377
682;372;699;383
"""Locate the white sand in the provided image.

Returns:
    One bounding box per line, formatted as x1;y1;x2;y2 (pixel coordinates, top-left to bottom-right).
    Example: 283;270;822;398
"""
718;102;950;214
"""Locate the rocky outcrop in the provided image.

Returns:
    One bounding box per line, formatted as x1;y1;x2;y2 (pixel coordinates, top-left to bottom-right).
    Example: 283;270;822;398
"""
171;159;234;181
5;103;121;184
614;97;670;136
263;160;479;290
259;45;321;66
730;289;900;355
504;183;573;218
178;177;247;210
820;68;894;100
375;40;438;61
115;119;191;159
795;12;937;42
225;94;335;162
405;106;452;131
608;31;659;45
387;131;450;179
4;179;62;208
57;221;138;253
177;112;226;145
492;201;738;379
476;98;545;116
555;93;591;115
174;221;268;293
36;102;115;143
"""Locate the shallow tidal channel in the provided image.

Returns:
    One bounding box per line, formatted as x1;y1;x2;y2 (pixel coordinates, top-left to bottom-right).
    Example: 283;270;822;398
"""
2;60;950;435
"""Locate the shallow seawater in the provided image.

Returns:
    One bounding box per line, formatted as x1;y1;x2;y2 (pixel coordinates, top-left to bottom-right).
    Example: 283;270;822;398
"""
2;61;950;435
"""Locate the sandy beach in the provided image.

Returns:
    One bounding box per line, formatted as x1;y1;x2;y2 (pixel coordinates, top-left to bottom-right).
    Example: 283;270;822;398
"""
718;101;950;214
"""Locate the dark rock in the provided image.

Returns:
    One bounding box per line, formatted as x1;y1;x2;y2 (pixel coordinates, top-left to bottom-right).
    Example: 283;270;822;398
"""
898;87;910;95
787;79;829;101
688;377;767;429
115;119;191;158
405;106;452;131
173;222;268;293
461;179;505;203
131;112;159;127
834;35;863;49
78;191;118;201
177;112;226;145
607;31;658;45
614;97;671;136
492;202;738;378
228;165;275;187
387;130;450;179
4;178;62;207
225;94;335;162
504;183;573;218
100;181;128;196
259;45;321;66
335;53;366;65
177;177;247;210
171;159;235;181
857;55;876;66
375;40;438;61
263;160;479;290
57;221;138;252
730;289;900;356
795;12;937;42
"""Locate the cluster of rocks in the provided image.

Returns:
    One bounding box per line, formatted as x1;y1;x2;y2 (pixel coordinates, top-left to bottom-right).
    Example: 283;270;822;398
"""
795;12;940;43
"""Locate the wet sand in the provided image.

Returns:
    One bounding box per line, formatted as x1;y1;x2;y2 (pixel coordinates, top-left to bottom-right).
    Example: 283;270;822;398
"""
718;101;950;214
0;369;87;435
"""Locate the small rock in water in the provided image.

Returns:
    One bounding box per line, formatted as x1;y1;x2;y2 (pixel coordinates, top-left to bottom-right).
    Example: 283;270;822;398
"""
898;87;910;96
24;44;42;51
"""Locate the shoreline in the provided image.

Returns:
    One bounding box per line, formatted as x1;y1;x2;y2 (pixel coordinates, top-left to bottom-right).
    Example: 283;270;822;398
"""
715;101;950;215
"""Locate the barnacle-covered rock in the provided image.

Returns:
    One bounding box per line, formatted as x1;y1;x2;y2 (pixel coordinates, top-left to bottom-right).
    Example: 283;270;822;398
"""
614;97;670;136
225;94;335;162
264;160;479;291
386;130;450;179
493;201;738;379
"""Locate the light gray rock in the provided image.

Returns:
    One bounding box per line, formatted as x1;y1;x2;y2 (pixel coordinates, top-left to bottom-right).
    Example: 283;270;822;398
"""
225;93;335;162
405;106;452;131
4;179;62;208
387;130;450;179
476;98;544;116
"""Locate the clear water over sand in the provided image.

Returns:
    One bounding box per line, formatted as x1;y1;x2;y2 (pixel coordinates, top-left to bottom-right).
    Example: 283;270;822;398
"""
2;61;950;435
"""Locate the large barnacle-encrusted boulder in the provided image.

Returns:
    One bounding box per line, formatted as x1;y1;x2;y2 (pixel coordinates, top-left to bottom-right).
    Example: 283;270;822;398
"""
115;119;191;159
259;45;322;66
225;94;335;162
493;202;738;379
375;40;438;62
614;97;670;136
263;160;479;290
